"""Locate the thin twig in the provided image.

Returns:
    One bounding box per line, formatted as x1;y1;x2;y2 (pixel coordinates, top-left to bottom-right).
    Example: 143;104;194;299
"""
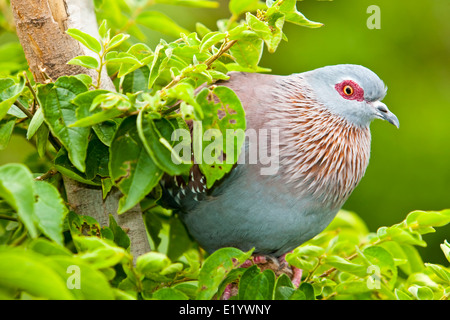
161;100;183;116
35;168;58;181
204;40;237;67
319;253;358;278
158;39;238;115
0;214;17;222
23;71;38;114
14;100;33;119
14;99;61;151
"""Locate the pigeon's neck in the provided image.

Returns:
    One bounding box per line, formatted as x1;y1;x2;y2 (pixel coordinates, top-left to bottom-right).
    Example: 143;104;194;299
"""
268;76;372;208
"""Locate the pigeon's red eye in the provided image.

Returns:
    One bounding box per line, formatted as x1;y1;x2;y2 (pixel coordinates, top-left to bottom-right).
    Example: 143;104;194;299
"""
335;80;364;102
343;85;354;96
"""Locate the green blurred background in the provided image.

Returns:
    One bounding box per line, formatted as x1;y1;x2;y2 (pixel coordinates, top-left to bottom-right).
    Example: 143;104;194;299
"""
1;0;449;263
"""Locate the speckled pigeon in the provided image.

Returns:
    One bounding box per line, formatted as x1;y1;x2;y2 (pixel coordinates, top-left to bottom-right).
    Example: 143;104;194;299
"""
161;64;399;258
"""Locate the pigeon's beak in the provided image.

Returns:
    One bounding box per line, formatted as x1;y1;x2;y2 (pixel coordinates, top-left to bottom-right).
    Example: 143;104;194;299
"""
374;102;400;128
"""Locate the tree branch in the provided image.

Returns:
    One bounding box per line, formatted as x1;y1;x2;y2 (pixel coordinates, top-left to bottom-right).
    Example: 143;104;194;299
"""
10;0;150;261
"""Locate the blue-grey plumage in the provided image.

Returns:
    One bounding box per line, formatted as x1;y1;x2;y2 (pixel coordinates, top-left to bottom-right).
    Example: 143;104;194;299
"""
160;64;399;257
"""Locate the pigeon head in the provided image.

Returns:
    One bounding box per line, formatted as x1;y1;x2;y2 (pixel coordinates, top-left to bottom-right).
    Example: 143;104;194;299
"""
303;64;399;128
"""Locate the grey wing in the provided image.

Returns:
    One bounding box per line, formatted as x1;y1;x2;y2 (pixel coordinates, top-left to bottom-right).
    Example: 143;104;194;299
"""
158;72;279;212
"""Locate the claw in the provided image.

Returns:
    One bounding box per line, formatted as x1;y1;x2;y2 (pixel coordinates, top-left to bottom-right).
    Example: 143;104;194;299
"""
222;253;303;299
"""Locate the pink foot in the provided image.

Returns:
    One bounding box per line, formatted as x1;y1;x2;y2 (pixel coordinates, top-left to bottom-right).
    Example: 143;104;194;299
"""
292;267;303;288
222;284;232;300
240;255;268;268
279;252;303;288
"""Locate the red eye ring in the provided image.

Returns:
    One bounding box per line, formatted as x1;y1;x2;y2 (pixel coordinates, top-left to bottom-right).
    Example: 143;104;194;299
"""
335;80;364;102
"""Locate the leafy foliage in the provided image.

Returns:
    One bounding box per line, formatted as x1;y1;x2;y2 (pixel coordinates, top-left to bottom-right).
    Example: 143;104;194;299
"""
0;0;448;300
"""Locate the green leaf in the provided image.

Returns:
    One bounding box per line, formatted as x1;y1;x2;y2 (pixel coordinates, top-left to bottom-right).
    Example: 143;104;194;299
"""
416;210;450;228
289;288;307;300
54;148;101;186
67;55;100;69
196;86;246;188
441;240;450;263
73;235;131;269
148;42;169;89
101;178;114;199
66;28;103;54
118;43;152;77
137;112;192;176
172;283;198;300
326;209;370;234
166;82;203;119
74;74;94;88
26;107;44;140
0;164;38;238
136;11;189;38
229;31;264;70
122;66;150;94
84;135;110;179
246;12;272;38
161;262;184;276
136;251;171;276
196;22;212;38
238;264;261;299
379;241;423;275
7;103;27;118
408;285;434;300
98;20;109;40
34;180;68;246
107;33;130;51
246;12;285;53
152;287;190;300
72;89;124;128
275;286;295;300
105;52;142;68
167;216;193;261
324;255;367;277
270;0;323;28
155;0;219;8
425;263;450;283
109;116;163;213
93;119;120;147
50;255;116;300
197;247;253;300
229;0;263;16
395;288;413;300
292;245;326;257
37;76;90;172
71;108;123;127
335;280;371;295
241;269;276;300
285;252;318;272
0;120;15;150
0;77;25;121
299;282;315;300
29;238;72;256
0;248;74;300
376;225;426;247
363;246;397;289
199;32;227;52
68;212;102;237
225;63;271;73
108;214;131;250
36;124;50;158
285;245;323;272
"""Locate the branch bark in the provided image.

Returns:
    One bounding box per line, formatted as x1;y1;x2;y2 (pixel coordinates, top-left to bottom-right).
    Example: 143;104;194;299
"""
10;0;150;260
